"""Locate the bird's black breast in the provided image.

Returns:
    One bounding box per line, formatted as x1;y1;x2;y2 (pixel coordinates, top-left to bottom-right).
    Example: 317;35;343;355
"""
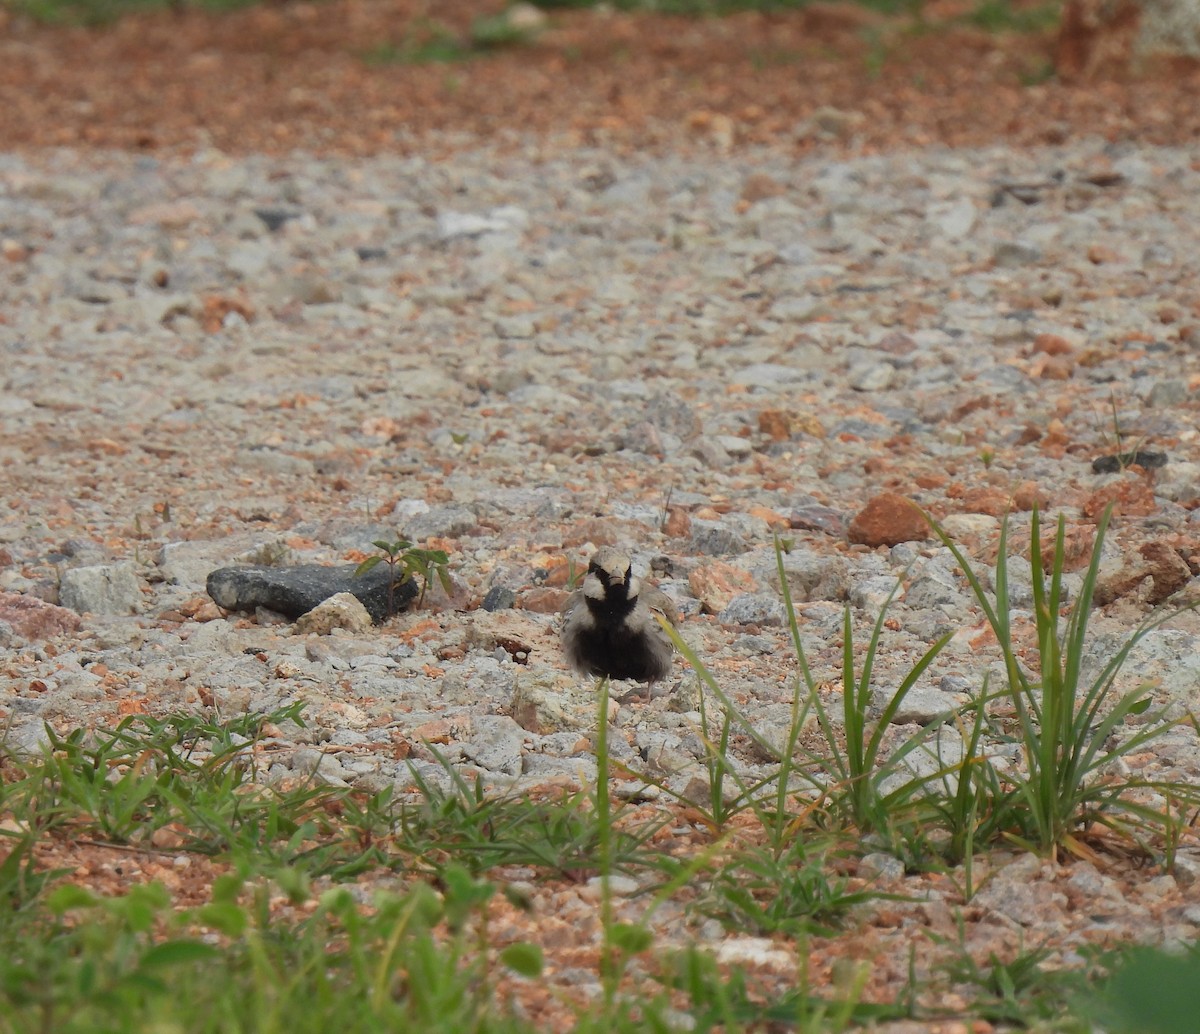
575;598;670;682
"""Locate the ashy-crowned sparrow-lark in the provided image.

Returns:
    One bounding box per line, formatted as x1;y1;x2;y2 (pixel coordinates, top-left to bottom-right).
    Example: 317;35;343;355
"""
561;547;678;683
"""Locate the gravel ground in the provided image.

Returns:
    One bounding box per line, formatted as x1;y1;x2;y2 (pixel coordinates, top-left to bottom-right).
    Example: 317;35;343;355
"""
4;139;1200;998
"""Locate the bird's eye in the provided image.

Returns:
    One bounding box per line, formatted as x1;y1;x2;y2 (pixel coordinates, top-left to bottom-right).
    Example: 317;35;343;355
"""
587;559;601;575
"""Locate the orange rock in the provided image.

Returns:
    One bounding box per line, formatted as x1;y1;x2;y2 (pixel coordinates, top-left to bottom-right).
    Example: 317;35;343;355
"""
688;561;758;614
958;487;1012;517
1095;540;1191;604
0;591;82;639
191;601;225;622
520;587;571;614
664;507;692;538
410;717;467;743
848;493;928;547
562;518;623;547
747;505;789;529
1083;476;1157;519
88;437;128;455
1012;480;1047;511
533;554;570;588
741;172;786;204
201;293;254;332
758;409;793;440
1033;333;1074;355
1087;244;1121;264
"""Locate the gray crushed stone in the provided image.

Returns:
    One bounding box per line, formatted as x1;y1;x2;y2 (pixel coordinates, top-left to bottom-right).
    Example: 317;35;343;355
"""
4;140;1200;955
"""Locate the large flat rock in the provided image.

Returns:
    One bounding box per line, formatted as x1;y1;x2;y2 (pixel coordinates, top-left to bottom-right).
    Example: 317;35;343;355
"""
206;563;417;624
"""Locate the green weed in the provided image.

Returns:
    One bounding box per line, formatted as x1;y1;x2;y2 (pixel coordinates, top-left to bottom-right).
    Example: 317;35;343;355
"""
932;505;1200;858
355;534;451;613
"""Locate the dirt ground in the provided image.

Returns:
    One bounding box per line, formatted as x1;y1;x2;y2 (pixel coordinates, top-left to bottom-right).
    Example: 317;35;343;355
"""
1;0;1199;157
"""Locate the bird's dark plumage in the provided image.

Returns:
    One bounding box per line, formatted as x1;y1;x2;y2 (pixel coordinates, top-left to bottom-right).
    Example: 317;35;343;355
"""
561;547;678;683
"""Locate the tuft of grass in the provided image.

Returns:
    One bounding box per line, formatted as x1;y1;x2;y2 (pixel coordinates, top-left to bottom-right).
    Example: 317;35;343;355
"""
815;584;953;837
396;744;672;881
696;837;884;938
932;933;1097;1029
931;504;1200;859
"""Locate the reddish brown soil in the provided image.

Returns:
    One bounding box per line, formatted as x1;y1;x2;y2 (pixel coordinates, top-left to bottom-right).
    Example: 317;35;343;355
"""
2;0;1199;157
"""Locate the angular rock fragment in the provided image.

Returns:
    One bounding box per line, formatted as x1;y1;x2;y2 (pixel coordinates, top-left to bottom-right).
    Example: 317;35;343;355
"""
0;591;83;639
59;563;142;616
294;592;374;635
848;493;928;547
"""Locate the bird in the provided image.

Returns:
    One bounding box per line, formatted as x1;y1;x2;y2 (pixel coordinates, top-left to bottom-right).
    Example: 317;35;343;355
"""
561;546;679;683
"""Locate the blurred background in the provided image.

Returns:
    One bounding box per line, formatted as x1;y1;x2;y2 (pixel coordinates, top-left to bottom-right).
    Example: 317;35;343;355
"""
0;0;1197;152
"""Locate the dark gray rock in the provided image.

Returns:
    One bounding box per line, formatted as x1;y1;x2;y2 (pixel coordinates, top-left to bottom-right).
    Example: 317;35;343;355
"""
206;563;417;623
254;207;301;232
482;586;516;611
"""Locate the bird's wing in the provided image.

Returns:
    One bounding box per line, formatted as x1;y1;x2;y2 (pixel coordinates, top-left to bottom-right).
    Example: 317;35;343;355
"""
561;588;584;619
641;586;679;629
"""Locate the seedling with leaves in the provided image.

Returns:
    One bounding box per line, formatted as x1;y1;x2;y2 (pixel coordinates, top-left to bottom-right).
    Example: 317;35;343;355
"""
356;535;452;615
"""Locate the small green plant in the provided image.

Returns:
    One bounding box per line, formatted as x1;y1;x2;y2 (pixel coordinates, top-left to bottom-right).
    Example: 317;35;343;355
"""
696;838;881;937
815;588;953;837
932;932;1095;1028
1094;390;1163;472
396;744;670;880
931;505;1200;858
979;445;995;468
356;535;452;614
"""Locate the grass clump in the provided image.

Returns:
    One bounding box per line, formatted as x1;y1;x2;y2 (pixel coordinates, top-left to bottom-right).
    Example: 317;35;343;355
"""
932;505;1200;859
657;504;1200;894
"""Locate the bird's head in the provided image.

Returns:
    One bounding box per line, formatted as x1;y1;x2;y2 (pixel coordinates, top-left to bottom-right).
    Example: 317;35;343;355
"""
584;547;640;603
